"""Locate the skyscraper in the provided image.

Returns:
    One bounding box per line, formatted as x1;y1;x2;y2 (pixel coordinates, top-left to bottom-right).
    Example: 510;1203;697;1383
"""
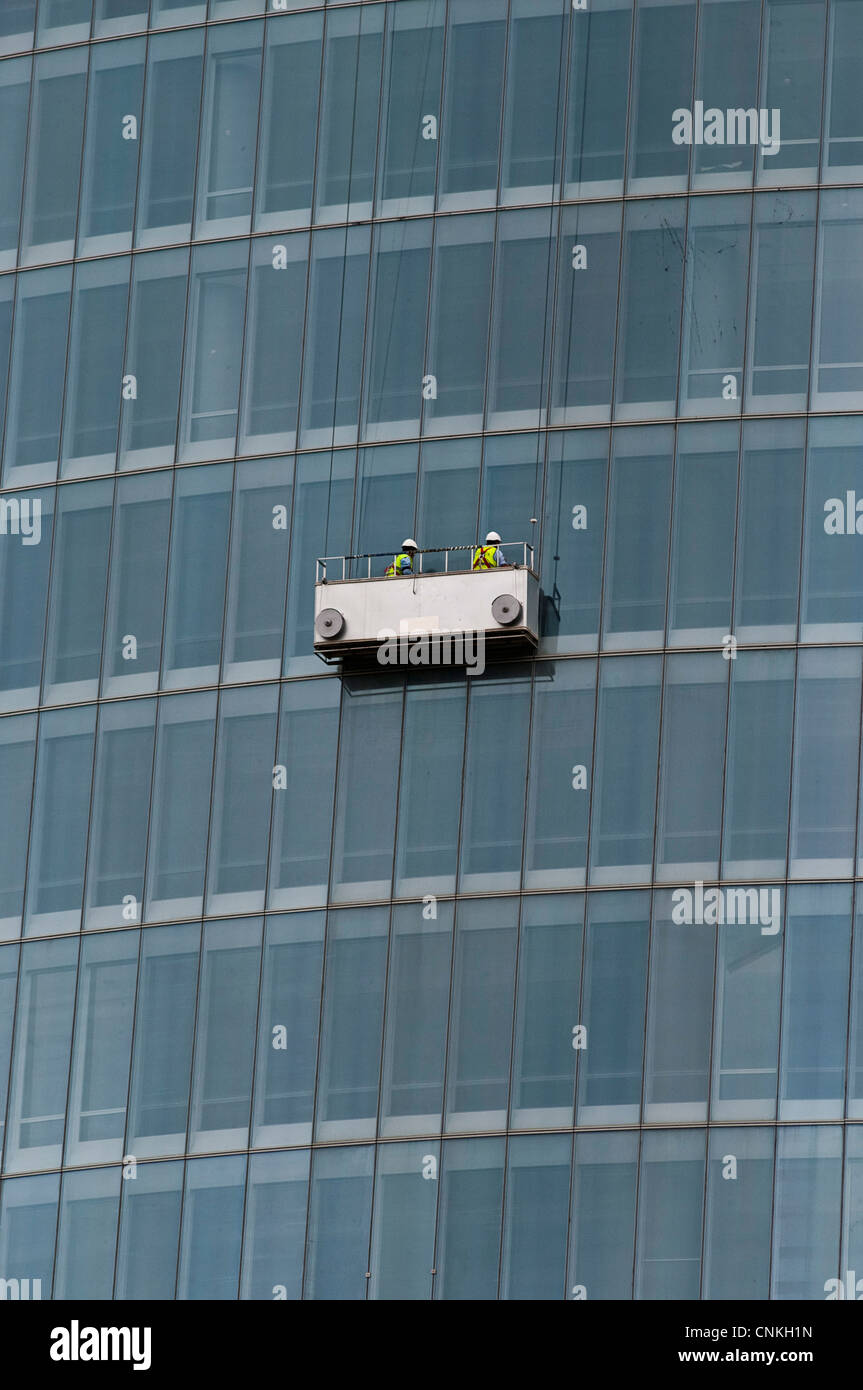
0;0;862;1302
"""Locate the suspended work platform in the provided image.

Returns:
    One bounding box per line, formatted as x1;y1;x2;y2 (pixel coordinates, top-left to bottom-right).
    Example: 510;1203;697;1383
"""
314;543;540;665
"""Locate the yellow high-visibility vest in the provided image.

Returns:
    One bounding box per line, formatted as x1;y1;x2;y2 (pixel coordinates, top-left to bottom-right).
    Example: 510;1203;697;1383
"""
472;545;500;570
386;552;413;577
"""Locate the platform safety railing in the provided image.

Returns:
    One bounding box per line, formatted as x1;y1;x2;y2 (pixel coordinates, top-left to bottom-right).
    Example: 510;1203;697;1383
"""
316;541;536;584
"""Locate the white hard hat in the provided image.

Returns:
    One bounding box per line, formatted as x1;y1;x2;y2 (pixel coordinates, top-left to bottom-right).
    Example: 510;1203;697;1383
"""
485;531;501;544
402;537;418;551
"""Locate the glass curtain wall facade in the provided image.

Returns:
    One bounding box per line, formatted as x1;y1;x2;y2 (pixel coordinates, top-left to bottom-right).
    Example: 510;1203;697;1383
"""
0;0;862;1300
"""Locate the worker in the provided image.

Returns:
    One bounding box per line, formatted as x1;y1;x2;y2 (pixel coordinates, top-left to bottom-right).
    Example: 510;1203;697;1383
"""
386;537;418;577
472;531;506;570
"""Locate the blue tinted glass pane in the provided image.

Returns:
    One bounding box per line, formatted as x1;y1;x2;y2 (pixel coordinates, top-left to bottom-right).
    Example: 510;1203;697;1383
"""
206;686;278;915
119;247;189;469
316;907;387;1141
127;923;200;1159
255;12;322;230
645;892;715;1122
789;648;861;874
363;220;432;440
703;1128;773;1299
145;693;216;922
20;48;87;262
759;0;824;184
814;190;863;407
0;1173;58;1299
394;682;466;896
424;216;493;435
842;1130;863;1282
0;58;30;268
53;1166;121;1300
712;912;781;1121
163;465;232;687
459;671;530;892
525;661;594;888
589;657;661;884
0;491;53;711
416;437;481;561
501;1133;571;1300
616;202;686;416
64;935;137;1170
189;918;261;1152
223;455;293;679
436;1137;504;1300
3;265;72;486
500;0;566;203
94;0;148;35
239;238;307;455
734;419;804;637
0;280;13;470
628;0;696;187
445;898;518;1131
680;198;749;413
655;654;727;878
137;29;204;246
241;1150;309;1301
251;913;324;1148
825;1;863;179
37;0;91;45
43;481;112;702
315;5;383;220
668;424;738;638
378;0;444;212
270;681;338;909
602;430;672;644
24;705;96;937
61;256;131;477
635;1129;705;1299
780;885;852;1119
0;945;19;1154
569;1130;638;1300
565;0;632;194
84;701;156;929
331;680;401;902
351;442;418;561
102;472;172;697
380;903;452;1138
78;40;144;254
5;936;78;1173
305;1145;374;1301
178;1155;247;1300
691;0;761;186
180;242;248;462
439;0;506;207
194;22;263;238
115;1159;183;1300
369;1140;438;1301
487;209;554;428
0;719;34;938
576;892;649;1124
802;417;863;634
722;649;795;876
540;431;607;649
747;193;815;409
552;203;620;422
511;895;582;1127
151;0;206;26
771;1126;842;1299
849;899;863;1117
0;3;35;55
300;229;369;447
